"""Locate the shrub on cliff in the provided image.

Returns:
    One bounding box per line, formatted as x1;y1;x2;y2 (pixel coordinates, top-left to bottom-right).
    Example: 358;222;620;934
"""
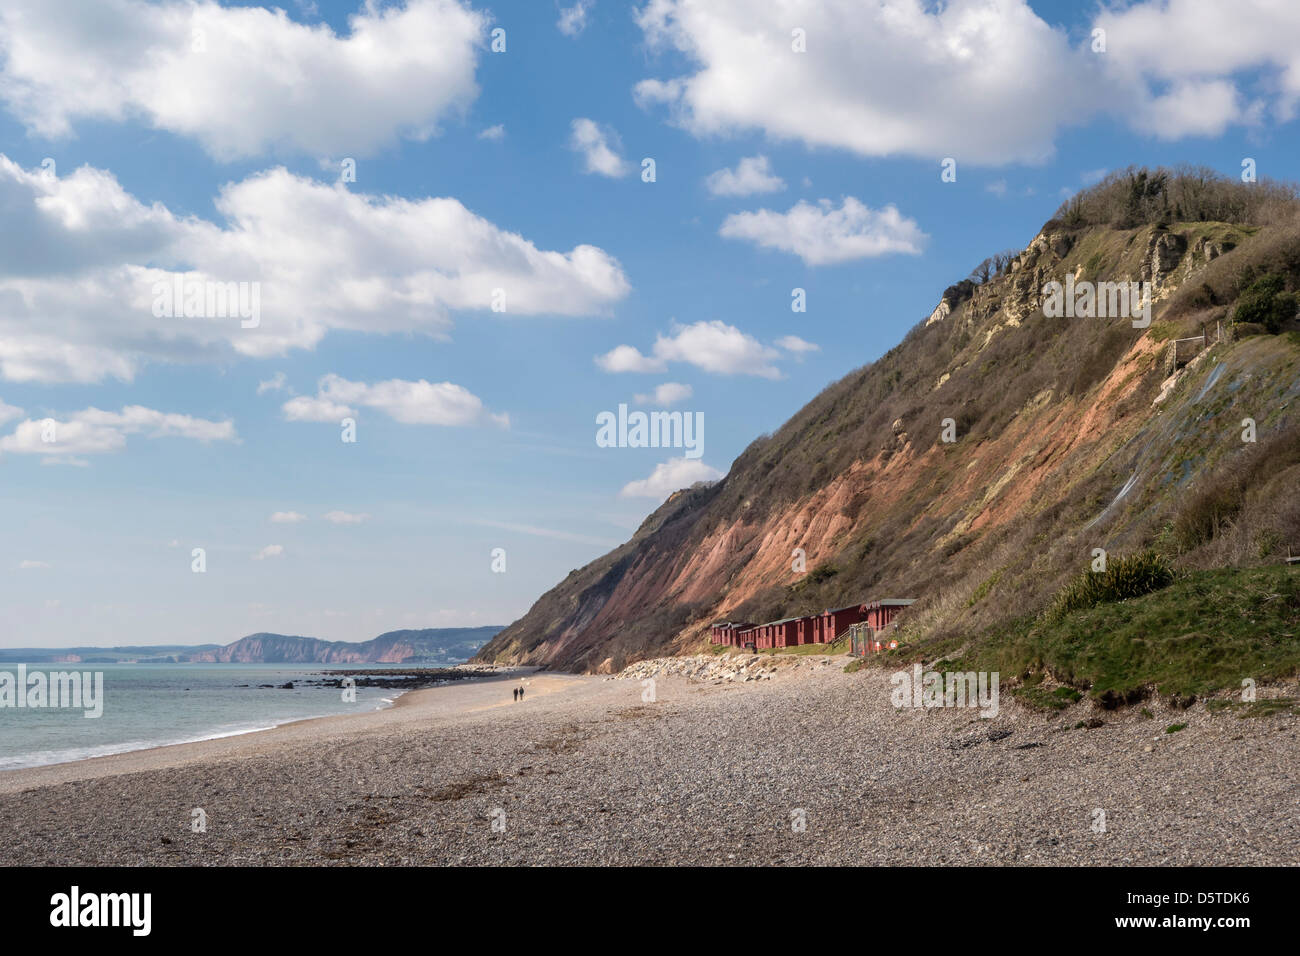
1047;551;1175;621
1232;273;1298;333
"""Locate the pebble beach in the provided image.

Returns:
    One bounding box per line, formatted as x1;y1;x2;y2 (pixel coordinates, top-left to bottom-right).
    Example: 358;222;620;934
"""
1;657;1296;866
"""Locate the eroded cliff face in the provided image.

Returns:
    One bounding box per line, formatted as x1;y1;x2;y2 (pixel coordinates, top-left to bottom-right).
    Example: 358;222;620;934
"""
478;214;1300;674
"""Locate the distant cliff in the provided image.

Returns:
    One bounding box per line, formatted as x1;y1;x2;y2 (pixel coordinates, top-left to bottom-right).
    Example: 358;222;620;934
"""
184;627;503;664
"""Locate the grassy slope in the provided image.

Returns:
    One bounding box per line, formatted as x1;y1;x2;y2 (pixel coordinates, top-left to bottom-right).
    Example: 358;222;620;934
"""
922;565;1300;703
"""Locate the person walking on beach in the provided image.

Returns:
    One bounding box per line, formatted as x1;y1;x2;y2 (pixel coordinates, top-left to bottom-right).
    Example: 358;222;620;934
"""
513;687;518;702
519;685;525;702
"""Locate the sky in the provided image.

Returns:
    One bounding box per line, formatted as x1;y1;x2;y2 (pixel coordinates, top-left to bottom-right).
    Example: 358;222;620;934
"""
3;0;1300;648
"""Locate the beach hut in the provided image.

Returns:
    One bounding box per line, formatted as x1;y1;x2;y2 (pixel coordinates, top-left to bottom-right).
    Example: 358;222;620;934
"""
849;599;916;655
819;604;867;643
862;599;914;631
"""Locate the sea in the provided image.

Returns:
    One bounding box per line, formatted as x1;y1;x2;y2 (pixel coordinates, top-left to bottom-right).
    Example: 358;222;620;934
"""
0;662;417;771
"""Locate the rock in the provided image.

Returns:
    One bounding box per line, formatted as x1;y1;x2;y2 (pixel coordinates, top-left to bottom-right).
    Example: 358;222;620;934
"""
1142;230;1187;288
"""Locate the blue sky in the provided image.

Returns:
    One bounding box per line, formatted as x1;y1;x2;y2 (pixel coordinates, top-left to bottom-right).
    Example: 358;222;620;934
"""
3;0;1299;647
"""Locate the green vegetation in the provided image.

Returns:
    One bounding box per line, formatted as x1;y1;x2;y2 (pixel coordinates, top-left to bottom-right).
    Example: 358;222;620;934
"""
1165;722;1188;734
1012;684;1083;712
1047;551;1175;621
1233;273;1298;333
966;570;1003;607
948;566;1300;705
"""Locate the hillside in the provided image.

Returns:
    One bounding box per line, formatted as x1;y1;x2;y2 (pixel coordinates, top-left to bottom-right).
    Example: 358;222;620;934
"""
477;166;1300;675
9;628;503;665
184;627;503;664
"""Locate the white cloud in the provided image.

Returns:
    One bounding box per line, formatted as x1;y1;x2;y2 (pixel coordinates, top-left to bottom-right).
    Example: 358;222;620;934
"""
478;124;506;140
0;157;629;384
323;510;371;525
282;395;355;423
985;179;1008;198
257;372;288;395
18;559;50;569
620;457;724;500
0;399;22;423
0;405;236;460
0;0;486;160
595;344;666;374
270;511;307;523
634;0;1101;165
285;374;507;427
1092;0;1300;131
634;382;693;406
558;1;594;37
633;0;1300;160
705;156;785;197
598;320;782;379
569;118;628;177
253;544;284;561
1139;79;1242;140
720;197;925;266
775;335;819;354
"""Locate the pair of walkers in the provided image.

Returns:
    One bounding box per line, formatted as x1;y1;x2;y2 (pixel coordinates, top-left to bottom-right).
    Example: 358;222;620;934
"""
512;686;526;702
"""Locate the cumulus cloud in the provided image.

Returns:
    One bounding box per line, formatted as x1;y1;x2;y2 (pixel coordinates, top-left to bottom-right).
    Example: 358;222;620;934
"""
284;374;507;427
597;320;782;379
0;157;629;384
569;118;628;177
634;0;1300;162
0;405;236;460
558;1;594;37
270;511;307;523
0;0;487;160
775;335;819;354
634;382;693;406
720;197;925;266
253;544;285;561
634;0;1102;165
0;399;22;424
620;457;724;500
705;156;785;197
1092;0;1300;130
595;344;666;374
478;124;506;140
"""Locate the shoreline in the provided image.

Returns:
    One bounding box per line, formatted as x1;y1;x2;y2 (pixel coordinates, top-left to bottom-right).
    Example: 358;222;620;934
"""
2;662;1295;864
0;666;541;794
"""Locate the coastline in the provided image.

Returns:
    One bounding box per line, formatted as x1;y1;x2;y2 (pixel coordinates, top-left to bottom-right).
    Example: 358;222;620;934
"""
2;661;1296;865
0;665;541;795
